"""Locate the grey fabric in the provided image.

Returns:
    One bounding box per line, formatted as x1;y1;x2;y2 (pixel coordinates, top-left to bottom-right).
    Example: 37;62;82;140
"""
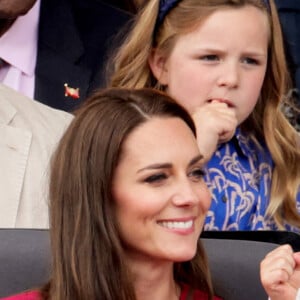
202;238;279;300
0;229;50;297
0;229;280;299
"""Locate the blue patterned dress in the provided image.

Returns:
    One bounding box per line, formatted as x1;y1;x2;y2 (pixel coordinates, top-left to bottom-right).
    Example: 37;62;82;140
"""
203;128;300;232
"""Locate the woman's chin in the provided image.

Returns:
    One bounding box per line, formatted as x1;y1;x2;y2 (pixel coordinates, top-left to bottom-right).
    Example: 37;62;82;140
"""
169;247;197;262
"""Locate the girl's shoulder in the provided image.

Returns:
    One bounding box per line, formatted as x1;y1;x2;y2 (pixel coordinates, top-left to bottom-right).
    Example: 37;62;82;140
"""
0;291;41;300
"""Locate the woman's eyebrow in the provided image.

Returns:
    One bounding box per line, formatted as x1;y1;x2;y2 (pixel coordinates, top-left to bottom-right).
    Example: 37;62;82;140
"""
188;154;204;167
137;163;172;173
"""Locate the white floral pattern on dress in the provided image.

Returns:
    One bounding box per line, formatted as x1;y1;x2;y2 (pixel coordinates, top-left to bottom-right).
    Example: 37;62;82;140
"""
203;128;300;232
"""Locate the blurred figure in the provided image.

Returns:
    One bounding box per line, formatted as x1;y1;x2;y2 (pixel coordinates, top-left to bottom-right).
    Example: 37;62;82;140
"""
274;0;300;131
103;0;145;13
0;0;131;111
0;84;72;228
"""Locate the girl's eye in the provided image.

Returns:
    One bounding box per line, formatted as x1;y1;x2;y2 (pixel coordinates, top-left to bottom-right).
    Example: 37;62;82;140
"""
242;57;259;65
189;168;206;181
200;55;219;62
144;173;167;184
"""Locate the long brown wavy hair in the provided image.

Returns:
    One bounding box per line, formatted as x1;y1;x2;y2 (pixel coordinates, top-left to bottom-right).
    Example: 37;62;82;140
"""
43;88;214;300
109;0;300;229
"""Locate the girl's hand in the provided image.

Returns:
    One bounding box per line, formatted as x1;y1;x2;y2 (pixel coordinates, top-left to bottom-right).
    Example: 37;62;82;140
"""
192;100;237;162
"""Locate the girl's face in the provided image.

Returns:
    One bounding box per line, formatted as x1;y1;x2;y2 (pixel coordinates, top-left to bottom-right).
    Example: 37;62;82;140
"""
150;5;269;124
113;117;210;263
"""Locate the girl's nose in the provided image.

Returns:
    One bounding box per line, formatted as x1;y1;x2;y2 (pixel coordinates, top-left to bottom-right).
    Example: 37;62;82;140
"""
217;62;239;88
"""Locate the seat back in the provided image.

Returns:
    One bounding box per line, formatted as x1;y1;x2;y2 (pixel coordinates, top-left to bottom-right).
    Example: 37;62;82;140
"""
202;237;280;300
0;229;284;299
0;229;50;297
201;230;300;251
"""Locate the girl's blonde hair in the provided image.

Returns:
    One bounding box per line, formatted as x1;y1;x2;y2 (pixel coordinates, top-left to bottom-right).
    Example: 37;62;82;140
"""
109;0;300;229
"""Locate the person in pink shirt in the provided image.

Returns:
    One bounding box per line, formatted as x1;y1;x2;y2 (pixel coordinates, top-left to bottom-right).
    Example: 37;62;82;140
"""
0;0;131;111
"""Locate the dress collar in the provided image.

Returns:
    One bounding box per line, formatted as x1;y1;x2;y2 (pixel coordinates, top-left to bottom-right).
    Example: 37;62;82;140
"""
221;127;268;159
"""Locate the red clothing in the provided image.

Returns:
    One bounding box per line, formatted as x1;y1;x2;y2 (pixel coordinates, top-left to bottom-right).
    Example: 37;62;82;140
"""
0;291;40;300
180;284;222;300
2;286;222;300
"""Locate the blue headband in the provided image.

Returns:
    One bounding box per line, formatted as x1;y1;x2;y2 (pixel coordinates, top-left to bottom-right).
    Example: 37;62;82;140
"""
262;0;270;11
155;0;270;33
156;0;180;29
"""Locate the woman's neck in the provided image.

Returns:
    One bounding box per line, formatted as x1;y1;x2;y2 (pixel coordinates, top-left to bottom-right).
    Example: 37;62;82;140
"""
127;254;180;300
134;273;180;300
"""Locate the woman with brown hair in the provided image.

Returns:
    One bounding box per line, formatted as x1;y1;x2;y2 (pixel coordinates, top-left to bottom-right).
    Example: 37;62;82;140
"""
3;88;220;300
2;88;300;300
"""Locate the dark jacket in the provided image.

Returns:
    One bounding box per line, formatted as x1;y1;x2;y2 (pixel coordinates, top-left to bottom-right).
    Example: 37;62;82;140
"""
35;0;132;111
275;0;300;96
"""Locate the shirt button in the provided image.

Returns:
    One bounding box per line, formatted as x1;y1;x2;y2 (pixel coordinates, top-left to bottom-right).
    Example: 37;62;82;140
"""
222;195;227;203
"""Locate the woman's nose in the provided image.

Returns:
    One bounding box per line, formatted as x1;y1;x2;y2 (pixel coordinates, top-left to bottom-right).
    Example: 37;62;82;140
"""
171;179;200;207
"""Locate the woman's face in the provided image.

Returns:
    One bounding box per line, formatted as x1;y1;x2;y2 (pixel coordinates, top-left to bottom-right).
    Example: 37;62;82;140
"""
113;117;210;262
149;5;269;125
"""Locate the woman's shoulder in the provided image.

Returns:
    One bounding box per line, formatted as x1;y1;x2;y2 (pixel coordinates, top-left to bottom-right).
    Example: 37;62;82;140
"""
0;291;41;300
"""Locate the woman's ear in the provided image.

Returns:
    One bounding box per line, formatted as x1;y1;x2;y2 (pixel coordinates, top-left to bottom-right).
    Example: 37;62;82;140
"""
148;49;169;85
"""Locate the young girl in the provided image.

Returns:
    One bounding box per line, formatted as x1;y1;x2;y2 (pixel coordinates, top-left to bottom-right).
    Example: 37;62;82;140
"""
108;0;300;231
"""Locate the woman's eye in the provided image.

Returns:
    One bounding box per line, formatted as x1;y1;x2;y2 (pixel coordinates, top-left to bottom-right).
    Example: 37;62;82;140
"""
242;57;259;65
144;173;167;184
200;55;219;62
189;168;205;180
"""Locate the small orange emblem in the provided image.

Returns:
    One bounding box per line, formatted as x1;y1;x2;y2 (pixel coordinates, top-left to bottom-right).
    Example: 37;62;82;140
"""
64;83;80;99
